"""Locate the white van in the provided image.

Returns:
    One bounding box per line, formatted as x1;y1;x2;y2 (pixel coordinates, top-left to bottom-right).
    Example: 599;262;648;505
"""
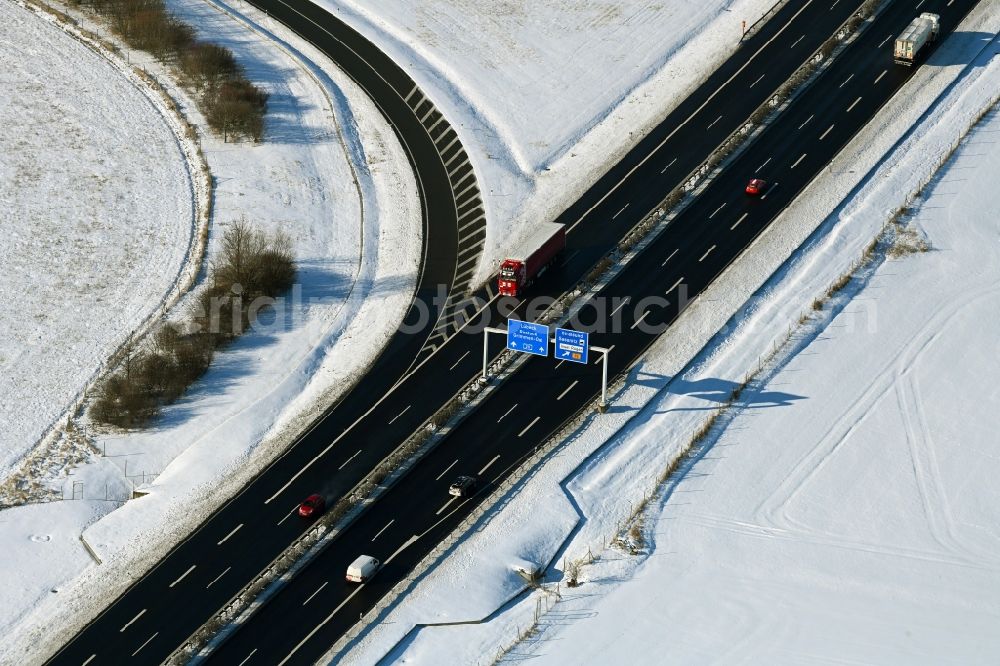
346;555;380;583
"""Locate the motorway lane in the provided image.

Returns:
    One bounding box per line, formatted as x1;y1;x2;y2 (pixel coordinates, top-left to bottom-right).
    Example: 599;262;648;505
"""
48;1;876;664
208;0;982;662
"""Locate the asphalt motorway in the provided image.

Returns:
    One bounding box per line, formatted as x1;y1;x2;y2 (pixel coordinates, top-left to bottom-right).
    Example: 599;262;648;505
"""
208;0;982;664
47;0;914;664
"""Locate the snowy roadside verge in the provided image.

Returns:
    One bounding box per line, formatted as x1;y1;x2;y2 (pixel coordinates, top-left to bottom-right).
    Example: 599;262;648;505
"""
1;0;423;662
319;0;785;287
330;5;1000;663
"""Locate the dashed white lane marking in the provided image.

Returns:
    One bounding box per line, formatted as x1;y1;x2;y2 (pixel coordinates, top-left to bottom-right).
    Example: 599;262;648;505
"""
798;114;813;130
498;404;518;422
699;245;716;262
302;581;328;606
839;73;854;88
749;73;765;88
790;34;805;48
661;157;677;173
819;124;834;140
436;459;459;481
238;648;258;666
731;213;749;230
337;450;361;470
372;519;394;541
518;417;541;437
791;153;807;169
557;380;579;401
847;96;862;112
206;567;231;589
82;655;96;666
706;115;723;130
131;632;158;657
449;350;470;370
666;277;684;294
709;202;726;218
120;609;146;633
436;497;458;515
631;310;651;330
169;565;196;588
878;34;893;48
388;405;411;425
760;182;778;199
874;69;887;85
757;156;772;172
613;204;629;219
661;248;679;266
478;455;500;475
610;297;630;317
217;523;243;546
277;505;298;526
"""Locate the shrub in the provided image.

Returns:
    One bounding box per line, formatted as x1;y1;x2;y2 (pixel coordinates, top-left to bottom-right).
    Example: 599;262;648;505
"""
90;222;294;428
180;42;241;90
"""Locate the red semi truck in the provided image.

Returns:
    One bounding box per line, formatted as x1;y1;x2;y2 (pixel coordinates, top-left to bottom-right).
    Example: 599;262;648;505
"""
497;222;566;298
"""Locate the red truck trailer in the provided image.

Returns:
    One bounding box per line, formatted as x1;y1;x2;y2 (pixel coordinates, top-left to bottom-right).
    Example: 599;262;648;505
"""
497;222;566;298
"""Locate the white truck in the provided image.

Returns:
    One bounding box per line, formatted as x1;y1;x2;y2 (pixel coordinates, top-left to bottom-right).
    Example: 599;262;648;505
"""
894;13;940;66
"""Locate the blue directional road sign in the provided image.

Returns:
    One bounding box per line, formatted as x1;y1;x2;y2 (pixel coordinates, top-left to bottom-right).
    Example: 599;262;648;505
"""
506;320;549;357
555;327;589;364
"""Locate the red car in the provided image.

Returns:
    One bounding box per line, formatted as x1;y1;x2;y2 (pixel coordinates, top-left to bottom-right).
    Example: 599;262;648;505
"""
745;178;768;196
298;494;325;518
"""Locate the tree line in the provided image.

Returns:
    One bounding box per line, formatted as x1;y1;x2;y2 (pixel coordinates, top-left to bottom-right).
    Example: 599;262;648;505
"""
71;0;268;141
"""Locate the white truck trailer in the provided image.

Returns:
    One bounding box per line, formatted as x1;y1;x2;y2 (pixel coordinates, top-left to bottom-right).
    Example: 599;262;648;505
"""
894;13;940;66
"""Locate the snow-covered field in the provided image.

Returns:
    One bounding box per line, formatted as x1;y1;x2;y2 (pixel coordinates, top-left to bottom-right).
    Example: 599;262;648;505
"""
521;107;1000;664
335;4;1000;663
322;0;778;285
0;2;194;481
0;0;420;656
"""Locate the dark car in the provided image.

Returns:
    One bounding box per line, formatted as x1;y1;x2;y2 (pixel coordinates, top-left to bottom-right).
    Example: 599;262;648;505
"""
298;494;325;518
448;476;478;498
745;178;768;196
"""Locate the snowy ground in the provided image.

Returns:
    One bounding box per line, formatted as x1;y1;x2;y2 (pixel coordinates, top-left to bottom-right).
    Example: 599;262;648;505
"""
0;0;420;657
0;1;194;482
335;5;1000;664
322;0;779;285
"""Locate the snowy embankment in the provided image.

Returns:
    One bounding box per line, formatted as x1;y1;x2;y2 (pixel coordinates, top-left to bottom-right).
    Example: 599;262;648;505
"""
319;0;777;285
0;0;420;659
335;5;1000;664
0;1;195;485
